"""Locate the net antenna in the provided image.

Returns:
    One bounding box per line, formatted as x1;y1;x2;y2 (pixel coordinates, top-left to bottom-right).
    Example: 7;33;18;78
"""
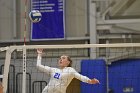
1;43;140;93
22;0;28;92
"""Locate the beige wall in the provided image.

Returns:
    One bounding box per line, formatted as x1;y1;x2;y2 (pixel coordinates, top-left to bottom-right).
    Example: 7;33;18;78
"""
0;0;14;40
0;0;140;43
0;0;87;41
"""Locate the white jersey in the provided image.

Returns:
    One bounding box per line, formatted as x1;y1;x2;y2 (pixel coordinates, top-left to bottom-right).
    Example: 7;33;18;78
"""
37;55;90;93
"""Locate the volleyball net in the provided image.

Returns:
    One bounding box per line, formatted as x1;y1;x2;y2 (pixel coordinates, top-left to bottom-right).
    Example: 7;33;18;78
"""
1;43;140;93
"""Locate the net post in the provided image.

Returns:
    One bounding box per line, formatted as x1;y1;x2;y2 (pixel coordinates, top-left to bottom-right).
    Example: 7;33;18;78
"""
2;48;12;93
88;0;97;59
22;47;26;93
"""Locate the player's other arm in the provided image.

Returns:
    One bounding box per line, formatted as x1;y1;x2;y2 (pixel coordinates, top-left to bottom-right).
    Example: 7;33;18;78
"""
71;68;100;84
37;49;52;74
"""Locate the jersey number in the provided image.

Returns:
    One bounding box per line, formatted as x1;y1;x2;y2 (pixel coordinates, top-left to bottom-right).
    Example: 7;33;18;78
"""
54;73;60;79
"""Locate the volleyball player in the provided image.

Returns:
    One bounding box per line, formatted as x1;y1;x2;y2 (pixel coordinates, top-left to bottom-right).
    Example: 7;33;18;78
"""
37;49;100;93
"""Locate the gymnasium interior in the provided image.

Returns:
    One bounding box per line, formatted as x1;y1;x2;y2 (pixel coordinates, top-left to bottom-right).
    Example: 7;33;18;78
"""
0;0;140;93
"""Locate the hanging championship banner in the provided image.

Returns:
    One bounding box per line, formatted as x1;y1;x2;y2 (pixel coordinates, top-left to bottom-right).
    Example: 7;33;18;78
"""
31;0;65;40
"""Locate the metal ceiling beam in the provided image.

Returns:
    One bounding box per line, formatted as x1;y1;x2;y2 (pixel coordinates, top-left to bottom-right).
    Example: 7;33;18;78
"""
97;19;140;24
110;0;136;16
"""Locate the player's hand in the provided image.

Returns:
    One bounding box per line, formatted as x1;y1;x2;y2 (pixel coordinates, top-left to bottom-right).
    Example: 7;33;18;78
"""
88;78;100;84
37;49;43;54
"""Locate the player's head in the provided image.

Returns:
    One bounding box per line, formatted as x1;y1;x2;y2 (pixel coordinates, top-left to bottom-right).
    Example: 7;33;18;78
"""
58;55;72;68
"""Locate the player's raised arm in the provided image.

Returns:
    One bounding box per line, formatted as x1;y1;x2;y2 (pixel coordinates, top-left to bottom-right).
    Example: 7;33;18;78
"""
36;49;53;74
72;68;100;84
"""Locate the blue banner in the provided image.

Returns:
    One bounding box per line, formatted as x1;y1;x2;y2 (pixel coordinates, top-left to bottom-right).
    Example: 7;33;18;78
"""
31;0;65;40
